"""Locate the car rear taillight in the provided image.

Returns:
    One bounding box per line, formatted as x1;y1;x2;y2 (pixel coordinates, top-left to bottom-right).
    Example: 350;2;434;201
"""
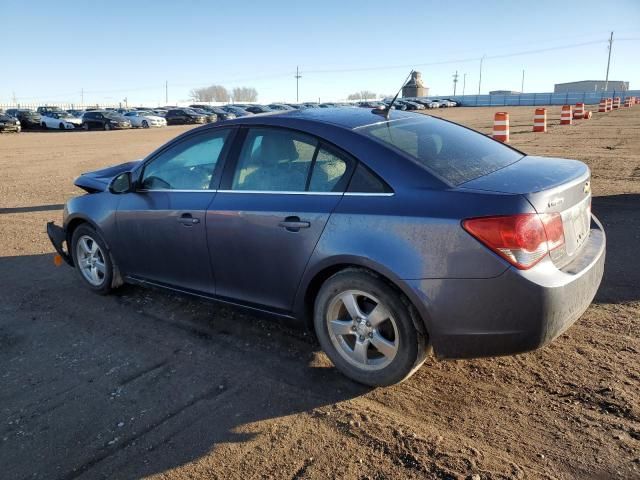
462;213;565;270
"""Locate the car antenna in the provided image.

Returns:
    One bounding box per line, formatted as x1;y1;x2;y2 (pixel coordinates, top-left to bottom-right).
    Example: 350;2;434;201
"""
373;69;414;120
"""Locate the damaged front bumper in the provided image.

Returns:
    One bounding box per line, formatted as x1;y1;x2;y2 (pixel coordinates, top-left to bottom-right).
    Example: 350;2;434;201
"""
46;222;73;265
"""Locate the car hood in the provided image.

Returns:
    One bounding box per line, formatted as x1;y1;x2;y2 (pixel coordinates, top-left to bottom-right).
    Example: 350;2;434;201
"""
74;160;141;192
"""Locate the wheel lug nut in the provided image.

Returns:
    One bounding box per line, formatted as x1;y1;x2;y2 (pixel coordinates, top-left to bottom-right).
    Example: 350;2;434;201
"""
359;335;365;341
366;321;371;327
351;325;356;331
368;332;373;338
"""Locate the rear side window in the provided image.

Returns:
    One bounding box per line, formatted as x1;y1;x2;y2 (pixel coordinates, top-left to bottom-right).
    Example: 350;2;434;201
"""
347;164;391;193
308;147;351;192
230;128;354;193
232;128;316;192
360;116;523;185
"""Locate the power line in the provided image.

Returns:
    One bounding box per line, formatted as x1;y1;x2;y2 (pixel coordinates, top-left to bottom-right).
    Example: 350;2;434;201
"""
7;37;621;103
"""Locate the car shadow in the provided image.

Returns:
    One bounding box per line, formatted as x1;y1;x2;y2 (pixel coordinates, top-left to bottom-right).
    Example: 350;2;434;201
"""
0;253;369;479
0;204;64;214
591;193;640;303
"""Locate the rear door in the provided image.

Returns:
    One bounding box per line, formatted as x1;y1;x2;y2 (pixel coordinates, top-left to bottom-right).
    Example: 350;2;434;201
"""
115;128;235;293
206;127;355;311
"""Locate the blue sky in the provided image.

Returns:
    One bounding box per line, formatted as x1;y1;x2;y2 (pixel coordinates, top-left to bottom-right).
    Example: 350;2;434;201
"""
2;0;639;105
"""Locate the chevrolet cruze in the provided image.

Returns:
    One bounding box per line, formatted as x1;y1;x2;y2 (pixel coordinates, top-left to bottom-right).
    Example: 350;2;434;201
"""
47;108;605;386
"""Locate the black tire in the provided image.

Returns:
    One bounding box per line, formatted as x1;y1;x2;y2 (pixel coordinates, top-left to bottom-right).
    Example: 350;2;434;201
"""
104;122;111;131
41;122;47;129
59;122;65;130
142;120;149;128
70;224;115;295
314;269;427;386
82;122;89;131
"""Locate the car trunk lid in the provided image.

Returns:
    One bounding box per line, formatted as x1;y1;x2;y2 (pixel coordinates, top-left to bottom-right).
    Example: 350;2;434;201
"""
460;155;592;267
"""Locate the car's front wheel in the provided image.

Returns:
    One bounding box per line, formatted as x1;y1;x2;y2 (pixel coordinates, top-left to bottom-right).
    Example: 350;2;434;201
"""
71;225;114;295
142;120;149;128
82;122;89;130
314;269;426;386
104;122;111;131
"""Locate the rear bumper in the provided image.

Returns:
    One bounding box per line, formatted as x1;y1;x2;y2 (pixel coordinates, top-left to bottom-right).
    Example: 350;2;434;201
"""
408;215;606;359
46;222;73;265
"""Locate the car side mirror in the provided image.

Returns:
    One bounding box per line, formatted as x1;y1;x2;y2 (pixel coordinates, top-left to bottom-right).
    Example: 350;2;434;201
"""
109;172;133;194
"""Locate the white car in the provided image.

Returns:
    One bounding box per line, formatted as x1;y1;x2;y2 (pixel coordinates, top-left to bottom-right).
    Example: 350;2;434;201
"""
124;110;167;128
41;111;82;130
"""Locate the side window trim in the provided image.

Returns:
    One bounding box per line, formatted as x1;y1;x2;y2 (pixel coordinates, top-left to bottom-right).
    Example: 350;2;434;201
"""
136;127;236;192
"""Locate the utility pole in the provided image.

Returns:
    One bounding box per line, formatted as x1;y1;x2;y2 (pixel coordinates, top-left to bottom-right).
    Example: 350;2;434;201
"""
462;73;466;96
294;66;302;103
478;55;485;95
521;70;525;93
452;71;459;96
165;81;168;104
604;31;613;92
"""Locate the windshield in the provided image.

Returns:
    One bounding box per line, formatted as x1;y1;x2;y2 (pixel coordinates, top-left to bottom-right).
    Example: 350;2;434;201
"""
103;112;122;119
360;115;523;186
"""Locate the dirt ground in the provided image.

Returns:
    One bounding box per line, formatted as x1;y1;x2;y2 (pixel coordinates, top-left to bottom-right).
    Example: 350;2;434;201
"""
0;106;638;480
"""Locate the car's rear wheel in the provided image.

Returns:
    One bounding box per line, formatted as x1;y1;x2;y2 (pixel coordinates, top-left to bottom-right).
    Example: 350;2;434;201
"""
71;225;114;295
59;122;65;130
82;122;89;130
142;120;149;128
104;122;111;131
314;269;426;386
41;122;47;129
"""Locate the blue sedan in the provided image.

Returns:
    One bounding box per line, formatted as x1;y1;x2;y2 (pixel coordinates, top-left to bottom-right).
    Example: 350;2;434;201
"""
47;108;605;386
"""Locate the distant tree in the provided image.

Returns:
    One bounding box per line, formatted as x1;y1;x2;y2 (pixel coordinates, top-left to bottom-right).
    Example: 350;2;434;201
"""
346;90;377;101
190;85;230;102
232;87;258;102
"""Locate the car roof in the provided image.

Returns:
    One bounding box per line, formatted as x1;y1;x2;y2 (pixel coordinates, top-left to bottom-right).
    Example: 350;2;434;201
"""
232;106;418;131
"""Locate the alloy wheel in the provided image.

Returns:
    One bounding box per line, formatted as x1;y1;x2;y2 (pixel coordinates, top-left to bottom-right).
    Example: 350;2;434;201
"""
326;290;399;371
76;235;107;287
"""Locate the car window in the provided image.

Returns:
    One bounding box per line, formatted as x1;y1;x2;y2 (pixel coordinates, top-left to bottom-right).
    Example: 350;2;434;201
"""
360;116;523;186
308;147;351;192
347;163;391;193
141;130;230;190
232;128;317;192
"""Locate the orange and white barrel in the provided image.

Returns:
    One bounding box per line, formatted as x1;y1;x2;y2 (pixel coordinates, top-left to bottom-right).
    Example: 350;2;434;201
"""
606;98;613;111
533;108;547;132
560;105;572;125
492;112;509;142
613;97;621;109
599;98;607;112
624;97;631;108
583;110;592;120
573;103;585;119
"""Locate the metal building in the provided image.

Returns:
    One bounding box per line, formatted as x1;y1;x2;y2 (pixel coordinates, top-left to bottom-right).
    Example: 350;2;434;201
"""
554;80;629;93
402;71;429;98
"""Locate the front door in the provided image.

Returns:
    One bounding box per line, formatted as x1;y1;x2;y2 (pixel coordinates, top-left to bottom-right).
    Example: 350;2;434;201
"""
115;128;234;294
207;127;354;311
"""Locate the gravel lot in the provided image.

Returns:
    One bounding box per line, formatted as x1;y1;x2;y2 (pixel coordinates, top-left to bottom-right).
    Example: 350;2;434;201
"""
1;107;638;480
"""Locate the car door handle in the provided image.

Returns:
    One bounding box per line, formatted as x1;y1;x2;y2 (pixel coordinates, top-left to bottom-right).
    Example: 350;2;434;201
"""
178;214;200;226
279;216;310;232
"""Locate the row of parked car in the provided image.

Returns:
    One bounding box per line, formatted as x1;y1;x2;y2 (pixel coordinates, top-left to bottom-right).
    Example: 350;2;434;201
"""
0;97;458;133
